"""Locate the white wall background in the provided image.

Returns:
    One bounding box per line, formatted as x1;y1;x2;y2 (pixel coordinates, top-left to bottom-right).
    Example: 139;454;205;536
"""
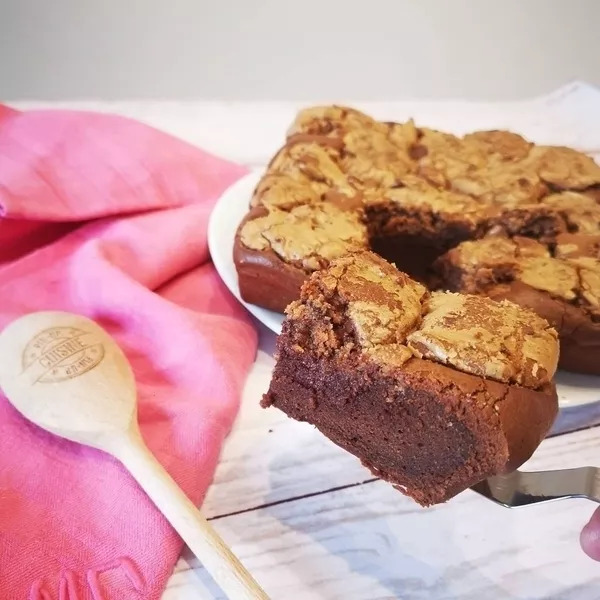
1;0;599;101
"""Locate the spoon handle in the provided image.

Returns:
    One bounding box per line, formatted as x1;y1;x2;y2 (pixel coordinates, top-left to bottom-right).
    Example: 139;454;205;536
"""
114;426;269;600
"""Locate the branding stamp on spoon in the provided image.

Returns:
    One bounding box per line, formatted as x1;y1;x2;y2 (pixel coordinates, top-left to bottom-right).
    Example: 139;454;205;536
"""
22;327;105;383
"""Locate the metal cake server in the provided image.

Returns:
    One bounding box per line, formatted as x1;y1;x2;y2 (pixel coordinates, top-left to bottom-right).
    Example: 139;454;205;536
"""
471;467;600;507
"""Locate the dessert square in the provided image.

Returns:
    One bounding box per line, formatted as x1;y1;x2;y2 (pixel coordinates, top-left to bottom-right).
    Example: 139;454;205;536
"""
262;251;559;506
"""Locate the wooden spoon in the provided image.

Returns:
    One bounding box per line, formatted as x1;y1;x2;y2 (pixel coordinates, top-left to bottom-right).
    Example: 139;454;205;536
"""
0;311;269;600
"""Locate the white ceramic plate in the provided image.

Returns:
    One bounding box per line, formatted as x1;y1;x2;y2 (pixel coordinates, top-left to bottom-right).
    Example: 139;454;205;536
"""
208;171;600;425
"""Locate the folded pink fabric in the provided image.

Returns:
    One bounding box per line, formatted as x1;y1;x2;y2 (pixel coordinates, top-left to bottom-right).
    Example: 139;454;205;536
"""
0;106;257;599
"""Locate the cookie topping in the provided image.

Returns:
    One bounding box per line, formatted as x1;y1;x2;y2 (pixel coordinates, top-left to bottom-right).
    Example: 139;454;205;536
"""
437;235;600;313
287;105;381;137
240;204;367;271
528;146;600;190
341;128;413;188
371;175;488;221
326;253;427;346
288;251;558;387
406;292;558;387
268;141;352;194
251;174;321;210
555;233;600;259
248;106;600;276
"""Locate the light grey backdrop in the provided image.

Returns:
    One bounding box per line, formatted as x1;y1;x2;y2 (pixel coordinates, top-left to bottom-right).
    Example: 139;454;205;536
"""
1;0;599;101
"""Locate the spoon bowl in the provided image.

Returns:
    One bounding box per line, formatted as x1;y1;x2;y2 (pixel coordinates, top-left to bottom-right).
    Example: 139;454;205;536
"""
0;311;137;449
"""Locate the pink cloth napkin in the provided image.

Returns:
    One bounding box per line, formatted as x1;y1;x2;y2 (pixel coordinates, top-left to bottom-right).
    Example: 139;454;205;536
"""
0;106;257;599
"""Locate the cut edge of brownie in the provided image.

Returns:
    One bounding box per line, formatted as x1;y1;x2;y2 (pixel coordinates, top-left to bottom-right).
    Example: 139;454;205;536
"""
364;201;476;283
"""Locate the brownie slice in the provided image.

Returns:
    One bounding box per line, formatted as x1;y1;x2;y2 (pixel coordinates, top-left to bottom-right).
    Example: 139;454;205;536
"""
435;235;600;374
262;251;559;506
234;201;367;312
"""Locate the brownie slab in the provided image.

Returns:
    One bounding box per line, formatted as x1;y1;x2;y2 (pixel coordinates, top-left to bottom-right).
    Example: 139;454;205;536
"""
262;251;559;506
234;105;600;374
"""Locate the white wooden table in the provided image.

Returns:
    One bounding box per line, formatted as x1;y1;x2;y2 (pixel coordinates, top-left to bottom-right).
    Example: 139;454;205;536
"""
13;86;600;599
